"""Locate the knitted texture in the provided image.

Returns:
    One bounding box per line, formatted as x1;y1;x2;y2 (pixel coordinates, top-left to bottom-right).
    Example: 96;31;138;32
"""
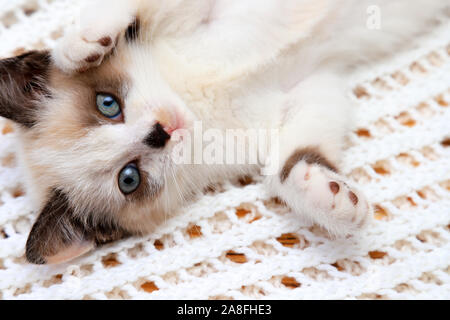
0;0;449;300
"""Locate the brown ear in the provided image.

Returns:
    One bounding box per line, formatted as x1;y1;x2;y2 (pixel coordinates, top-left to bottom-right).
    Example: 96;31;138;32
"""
26;190;128;265
0;51;52;128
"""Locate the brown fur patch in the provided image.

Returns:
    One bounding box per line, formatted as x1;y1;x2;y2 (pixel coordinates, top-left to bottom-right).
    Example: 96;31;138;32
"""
26;189;129;265
125;18;141;43
280;147;337;183
0;51;52;127
33;55;129;144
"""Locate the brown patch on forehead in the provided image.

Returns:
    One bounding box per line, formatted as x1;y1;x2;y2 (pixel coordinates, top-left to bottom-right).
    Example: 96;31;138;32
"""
52;55;128;100
31;54;130;143
76;56;128;91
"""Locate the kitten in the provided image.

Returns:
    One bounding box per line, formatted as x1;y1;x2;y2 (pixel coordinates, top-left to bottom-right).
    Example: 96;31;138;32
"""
0;0;447;264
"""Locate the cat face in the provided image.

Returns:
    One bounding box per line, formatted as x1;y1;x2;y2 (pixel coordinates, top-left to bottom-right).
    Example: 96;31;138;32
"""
0;44;192;264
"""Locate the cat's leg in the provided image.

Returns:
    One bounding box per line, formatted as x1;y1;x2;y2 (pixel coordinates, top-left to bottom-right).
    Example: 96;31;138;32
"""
53;0;140;73
266;71;371;236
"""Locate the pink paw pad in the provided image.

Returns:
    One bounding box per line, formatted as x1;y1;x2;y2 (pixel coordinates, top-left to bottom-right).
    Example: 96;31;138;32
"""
85;53;102;63
348;191;358;205
329;181;340;194
98;36;112;47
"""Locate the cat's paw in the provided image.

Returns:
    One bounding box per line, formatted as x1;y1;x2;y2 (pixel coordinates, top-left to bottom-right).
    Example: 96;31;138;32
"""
52;1;136;74
288;162;370;236
52;29;117;73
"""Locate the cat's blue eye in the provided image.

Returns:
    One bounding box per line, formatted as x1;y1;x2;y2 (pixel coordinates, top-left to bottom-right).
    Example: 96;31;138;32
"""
119;163;141;195
96;93;122;119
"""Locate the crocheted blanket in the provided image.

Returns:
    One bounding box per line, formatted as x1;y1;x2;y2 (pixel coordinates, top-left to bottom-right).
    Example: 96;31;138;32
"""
0;0;449;299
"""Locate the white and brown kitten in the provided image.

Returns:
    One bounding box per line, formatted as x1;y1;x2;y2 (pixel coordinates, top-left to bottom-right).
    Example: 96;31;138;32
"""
0;0;447;264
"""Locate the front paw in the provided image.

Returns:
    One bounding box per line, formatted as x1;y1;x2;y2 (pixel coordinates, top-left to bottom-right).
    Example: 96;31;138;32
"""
52;29;117;73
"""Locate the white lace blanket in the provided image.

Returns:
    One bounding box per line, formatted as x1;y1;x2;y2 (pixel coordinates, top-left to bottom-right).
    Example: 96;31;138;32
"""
0;0;449;299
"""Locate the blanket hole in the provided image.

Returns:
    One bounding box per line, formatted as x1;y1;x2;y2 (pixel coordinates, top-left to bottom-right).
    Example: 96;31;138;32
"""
154;239;164;250
187;224;202;239
102;253;121;268
140;281;159;293
368;251;387;259
281;277;301;289
356;128;372;138
353;85;370;99
226;251;248;264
